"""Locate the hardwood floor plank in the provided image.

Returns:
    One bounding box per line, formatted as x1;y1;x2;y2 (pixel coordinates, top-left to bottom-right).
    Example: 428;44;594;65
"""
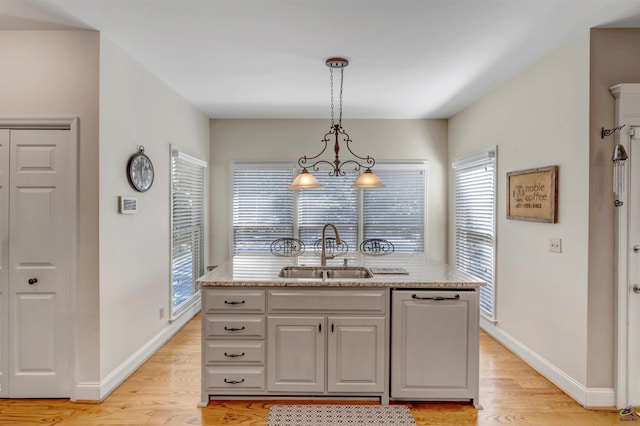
0;314;622;425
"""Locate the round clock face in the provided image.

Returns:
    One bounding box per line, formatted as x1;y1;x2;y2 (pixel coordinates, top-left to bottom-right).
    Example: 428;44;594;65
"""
127;152;154;192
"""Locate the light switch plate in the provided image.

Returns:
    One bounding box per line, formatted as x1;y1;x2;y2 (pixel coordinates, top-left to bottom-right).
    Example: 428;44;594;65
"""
549;238;562;253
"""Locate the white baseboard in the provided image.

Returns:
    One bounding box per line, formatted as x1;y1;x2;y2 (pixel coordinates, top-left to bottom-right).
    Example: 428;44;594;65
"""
480;317;615;408
74;381;101;402
74;299;201;402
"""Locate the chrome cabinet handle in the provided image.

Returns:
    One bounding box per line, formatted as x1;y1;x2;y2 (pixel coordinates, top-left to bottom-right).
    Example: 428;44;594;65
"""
224;326;245;332
634;245;640;253
224;300;245;305
28;278;38;285
224;352;245;358
411;294;460;301
633;285;640;294
224;378;245;384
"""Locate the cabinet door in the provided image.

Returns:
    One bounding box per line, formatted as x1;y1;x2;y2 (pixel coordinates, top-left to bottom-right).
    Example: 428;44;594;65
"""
327;316;385;393
391;290;478;399
267;316;325;393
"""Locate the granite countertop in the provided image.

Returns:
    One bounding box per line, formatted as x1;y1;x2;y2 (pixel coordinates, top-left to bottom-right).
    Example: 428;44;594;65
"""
196;253;485;288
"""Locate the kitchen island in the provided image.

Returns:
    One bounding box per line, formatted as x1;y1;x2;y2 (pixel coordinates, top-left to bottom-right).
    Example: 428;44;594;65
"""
196;253;485;408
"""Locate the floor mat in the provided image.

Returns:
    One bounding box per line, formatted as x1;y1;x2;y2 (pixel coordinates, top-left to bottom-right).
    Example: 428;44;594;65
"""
266;404;417;425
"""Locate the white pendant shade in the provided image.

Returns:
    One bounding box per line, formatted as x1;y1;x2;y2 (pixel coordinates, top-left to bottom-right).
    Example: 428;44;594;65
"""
288;169;324;190
351;169;386;188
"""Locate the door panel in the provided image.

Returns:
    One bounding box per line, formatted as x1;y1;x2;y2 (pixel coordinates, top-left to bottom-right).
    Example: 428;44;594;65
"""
14;293;56;373
327;316;384;392
14;188;55;265
0;130;8;397
8;129;72;398
267;316;324;393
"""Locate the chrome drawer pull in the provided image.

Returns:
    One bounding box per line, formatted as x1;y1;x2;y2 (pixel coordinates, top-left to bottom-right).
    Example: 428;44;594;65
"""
411;294;460;301
224;378;245;384
224;326;246;332
224;352;245;358
224;300;245;305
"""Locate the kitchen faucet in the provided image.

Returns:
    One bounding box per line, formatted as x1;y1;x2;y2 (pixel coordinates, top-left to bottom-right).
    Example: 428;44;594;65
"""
321;223;341;267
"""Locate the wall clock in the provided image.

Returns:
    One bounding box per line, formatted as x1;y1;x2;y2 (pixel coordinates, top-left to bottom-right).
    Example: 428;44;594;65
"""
127;146;154;192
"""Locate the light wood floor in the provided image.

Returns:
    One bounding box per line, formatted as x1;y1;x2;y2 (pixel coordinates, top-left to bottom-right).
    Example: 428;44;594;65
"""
0;314;622;425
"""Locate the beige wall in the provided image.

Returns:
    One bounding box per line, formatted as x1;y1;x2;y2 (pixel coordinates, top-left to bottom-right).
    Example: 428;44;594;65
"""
588;28;640;387
0;30;101;390
209;119;448;265
99;35;210;379
449;31;592;386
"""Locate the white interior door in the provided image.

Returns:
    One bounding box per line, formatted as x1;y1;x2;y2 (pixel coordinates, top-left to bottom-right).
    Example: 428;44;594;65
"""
628;127;640;407
0;130;9;397
8;128;73;397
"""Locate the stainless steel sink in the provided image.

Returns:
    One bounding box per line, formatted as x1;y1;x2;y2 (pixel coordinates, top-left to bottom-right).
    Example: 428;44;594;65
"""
278;266;373;279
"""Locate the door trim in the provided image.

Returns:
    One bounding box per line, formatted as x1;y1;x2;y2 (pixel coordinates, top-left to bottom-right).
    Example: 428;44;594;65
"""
0;117;78;400
611;83;640;409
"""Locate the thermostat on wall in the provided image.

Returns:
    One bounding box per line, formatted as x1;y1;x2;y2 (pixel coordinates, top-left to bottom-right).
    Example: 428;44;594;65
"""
119;196;138;214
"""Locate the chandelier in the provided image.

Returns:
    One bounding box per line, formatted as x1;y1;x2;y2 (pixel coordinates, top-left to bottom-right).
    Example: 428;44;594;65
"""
288;58;385;190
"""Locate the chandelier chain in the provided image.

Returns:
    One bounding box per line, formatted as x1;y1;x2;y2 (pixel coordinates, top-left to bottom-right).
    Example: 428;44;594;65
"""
330;67;335;127
339;67;344;125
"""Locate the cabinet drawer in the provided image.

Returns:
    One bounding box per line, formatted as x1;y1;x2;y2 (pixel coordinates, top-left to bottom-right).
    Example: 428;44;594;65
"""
205;340;265;364
268;289;387;313
204;315;265;339
206;366;265;390
204;289;265;313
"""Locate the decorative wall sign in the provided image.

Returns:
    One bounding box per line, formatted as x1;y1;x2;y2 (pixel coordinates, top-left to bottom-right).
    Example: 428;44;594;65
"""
507;165;558;223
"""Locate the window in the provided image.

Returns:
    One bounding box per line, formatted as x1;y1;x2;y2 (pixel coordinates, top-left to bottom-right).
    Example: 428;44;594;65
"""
452;147;496;319
231;163;294;255
298;170;359;250
231;161;427;255
171;147;207;319
363;166;426;252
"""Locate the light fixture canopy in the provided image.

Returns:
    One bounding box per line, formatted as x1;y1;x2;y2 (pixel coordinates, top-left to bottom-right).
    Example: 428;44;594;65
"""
289;57;385;190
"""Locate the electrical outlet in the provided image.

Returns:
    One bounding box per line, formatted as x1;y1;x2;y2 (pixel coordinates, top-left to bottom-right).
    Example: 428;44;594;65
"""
549;238;562;253
159;307;165;319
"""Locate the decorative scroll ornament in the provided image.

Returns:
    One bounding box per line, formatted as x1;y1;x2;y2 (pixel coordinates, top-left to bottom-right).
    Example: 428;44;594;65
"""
313;238;349;257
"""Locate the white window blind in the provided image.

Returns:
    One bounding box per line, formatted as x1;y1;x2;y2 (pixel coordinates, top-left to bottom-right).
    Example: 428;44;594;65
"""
363;165;426;252
231;161;427;255
171;147;207;319
232;163;294;254
452;148;496;319
298;170;359;249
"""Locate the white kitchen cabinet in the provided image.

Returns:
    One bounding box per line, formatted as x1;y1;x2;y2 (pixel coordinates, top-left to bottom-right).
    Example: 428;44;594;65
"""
391;289;479;407
200;287;388;405
200;289;267;404
266;289;387;399
201;284;482;407
327;316;385;393
267;316;325;392
267;315;385;394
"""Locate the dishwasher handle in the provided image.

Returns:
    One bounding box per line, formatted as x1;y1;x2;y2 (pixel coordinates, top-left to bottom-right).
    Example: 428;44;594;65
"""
411;293;460;301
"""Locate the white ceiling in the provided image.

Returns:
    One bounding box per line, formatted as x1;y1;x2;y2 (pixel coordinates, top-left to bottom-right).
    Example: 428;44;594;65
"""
2;0;640;119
